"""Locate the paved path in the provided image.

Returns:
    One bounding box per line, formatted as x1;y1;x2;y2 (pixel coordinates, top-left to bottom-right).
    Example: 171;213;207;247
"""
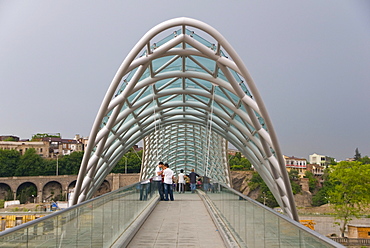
127;192;226;248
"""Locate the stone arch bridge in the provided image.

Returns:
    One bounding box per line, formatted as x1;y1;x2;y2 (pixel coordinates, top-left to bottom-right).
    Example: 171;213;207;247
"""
0;174;139;204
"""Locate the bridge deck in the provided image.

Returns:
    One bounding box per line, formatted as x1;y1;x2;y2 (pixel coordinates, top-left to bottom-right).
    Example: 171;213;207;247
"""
127;192;226;248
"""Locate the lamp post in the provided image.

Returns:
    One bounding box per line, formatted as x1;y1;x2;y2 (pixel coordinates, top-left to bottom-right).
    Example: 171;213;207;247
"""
56;153;59;176
263;192;267;206
123;156;128;174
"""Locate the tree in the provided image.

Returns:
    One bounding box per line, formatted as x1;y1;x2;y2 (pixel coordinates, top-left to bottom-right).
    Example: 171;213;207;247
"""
288;170;301;194
0;149;20;177
229;152;252;171
354;148;361;161
31;133;61;141
327;161;370;237
59;151;84;175
312;168;333;206
304;171;318;193
360;156;370;164
111;150;143;173
15;148;45;176
248;172;279;208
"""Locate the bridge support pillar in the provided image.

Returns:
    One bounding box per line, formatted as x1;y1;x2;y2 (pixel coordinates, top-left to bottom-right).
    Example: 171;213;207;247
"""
112;174;120;191
38;190;43;203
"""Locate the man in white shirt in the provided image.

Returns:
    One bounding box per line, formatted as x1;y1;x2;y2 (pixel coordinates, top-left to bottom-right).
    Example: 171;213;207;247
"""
177;169;186;193
162;163;174;201
153;161;164;200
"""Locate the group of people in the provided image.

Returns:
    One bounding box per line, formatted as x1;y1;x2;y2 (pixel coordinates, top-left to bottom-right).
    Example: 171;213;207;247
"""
152;161;201;201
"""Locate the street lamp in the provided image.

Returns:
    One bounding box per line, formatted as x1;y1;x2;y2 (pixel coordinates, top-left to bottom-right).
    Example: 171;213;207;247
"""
56;153;59;176
123;156;128;174
262;192;267;206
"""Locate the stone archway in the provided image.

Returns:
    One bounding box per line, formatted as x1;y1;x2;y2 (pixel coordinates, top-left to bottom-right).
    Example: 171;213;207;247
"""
0;183;12;201
42;181;63;202
16;182;37;204
93;180;110;197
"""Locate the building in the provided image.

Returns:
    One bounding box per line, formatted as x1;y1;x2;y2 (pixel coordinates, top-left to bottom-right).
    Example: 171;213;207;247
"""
348;225;370;239
309;153;333;168
284;155;307;178
306;163;324;176
42;136;84;157
0;134;86;158
0;140;50;157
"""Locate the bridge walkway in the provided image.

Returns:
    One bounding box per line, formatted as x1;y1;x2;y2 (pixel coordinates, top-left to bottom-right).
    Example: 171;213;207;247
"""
127;193;225;248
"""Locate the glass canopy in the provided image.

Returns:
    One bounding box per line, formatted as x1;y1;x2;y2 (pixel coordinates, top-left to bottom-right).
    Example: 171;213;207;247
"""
73;17;299;221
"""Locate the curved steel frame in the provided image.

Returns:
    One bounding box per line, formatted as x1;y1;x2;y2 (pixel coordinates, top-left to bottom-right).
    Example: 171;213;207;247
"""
72;17;298;221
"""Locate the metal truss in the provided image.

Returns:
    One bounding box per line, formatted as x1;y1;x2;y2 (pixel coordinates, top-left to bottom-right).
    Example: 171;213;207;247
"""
141;124;230;186
72;17;299;221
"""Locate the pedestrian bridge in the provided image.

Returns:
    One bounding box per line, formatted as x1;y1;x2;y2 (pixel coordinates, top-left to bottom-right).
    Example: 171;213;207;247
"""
0;181;342;247
0;17;345;247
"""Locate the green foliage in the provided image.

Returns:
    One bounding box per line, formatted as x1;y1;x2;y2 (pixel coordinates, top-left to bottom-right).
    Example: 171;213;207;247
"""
3;137;17;141
327;161;370;237
0;149;20;177
228;152;252;171
0;146;143;177
17;184;37;204
230;165;245;171
247;171;264;191
248;172;279;208
312;169;333;206
288;170;301;194
354;148;361;161
15;148;44;176
111;150;143;173
360;156;370;164
0;200;4;208
304;171;318;193
58;151;84;175
31;133;61;141
312;188;328;206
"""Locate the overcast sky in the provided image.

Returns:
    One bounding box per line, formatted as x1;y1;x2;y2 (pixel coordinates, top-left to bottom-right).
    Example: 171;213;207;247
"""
1;1;369;161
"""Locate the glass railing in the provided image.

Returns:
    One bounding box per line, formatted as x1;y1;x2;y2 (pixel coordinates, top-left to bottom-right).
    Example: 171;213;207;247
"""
0;180;157;247
199;182;344;248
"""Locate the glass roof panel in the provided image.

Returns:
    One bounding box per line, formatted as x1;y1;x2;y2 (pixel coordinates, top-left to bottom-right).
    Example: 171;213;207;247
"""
255;111;267;130
125;67;138;84
189;78;213;91
186;56;215;74
185;29;214;49
161;78;181;89
216;70;228;82
152;30;178;49
239;82;252;97
213;102;232;116
152;56;181;73
229;68;243;83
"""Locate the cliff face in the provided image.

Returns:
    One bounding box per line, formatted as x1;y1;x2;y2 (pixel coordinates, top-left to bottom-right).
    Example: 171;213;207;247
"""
231;171;313;207
231;171;254;196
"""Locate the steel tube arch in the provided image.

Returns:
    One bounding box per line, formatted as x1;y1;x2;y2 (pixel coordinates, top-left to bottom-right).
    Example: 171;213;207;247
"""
73;17;298;221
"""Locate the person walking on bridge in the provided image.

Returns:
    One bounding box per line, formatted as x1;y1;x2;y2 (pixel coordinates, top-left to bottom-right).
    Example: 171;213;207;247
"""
177;169;186;193
153;161;164;201
187;169;199;193
163;163;175;201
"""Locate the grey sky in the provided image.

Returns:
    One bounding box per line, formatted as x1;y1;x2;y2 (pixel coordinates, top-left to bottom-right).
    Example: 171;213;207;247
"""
1;1;369;161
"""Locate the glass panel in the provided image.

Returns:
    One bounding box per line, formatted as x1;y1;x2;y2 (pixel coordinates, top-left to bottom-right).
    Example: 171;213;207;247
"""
199;183;340;248
0;182;157;248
